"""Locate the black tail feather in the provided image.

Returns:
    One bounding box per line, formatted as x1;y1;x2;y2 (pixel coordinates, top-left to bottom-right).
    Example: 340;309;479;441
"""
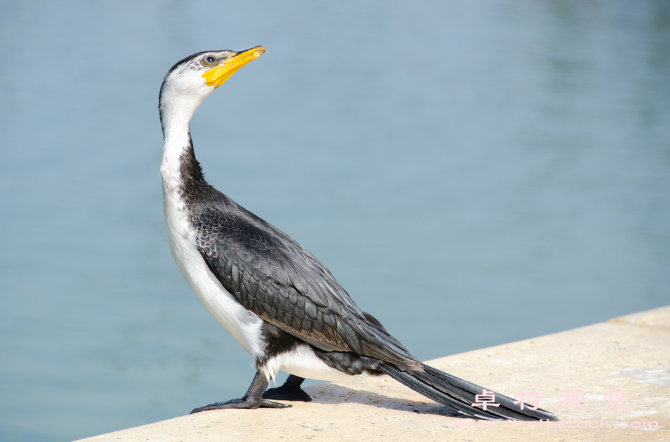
380;362;558;421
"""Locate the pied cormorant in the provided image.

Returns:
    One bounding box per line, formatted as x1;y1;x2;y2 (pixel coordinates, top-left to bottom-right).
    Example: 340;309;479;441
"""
157;46;557;421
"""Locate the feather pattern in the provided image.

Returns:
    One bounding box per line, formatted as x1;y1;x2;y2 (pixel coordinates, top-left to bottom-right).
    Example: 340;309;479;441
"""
182;150;419;369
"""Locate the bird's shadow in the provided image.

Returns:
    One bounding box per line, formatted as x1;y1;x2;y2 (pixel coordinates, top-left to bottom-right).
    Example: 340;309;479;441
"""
305;383;473;419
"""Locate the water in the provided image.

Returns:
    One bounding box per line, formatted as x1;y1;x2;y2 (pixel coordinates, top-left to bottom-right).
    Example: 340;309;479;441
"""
1;1;669;440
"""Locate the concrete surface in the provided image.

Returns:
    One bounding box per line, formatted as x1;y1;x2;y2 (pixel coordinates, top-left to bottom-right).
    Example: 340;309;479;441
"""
78;306;670;441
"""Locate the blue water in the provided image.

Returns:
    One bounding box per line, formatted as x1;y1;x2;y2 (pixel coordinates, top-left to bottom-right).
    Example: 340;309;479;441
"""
1;1;669;440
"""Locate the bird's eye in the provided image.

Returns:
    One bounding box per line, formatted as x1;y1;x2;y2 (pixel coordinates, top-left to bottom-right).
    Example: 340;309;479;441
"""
201;55;217;67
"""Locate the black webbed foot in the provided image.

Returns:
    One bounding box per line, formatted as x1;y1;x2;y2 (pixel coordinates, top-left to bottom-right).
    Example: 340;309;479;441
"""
190;370;292;414
263;374;312;402
190;397;290;414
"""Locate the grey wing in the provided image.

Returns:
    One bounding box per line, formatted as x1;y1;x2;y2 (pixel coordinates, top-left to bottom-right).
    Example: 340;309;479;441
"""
191;203;419;367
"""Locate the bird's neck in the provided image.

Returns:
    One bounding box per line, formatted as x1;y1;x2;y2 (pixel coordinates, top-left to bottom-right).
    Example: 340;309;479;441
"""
162;135;210;205
159;91;208;195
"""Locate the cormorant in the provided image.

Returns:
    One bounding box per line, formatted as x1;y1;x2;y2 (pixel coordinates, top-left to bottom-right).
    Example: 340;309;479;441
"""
158;46;557;421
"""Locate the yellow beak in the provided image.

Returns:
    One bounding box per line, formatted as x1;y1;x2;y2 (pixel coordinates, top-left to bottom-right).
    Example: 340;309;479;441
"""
202;46;267;89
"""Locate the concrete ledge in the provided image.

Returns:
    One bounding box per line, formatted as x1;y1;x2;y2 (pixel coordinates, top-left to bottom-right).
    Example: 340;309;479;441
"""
78;306;670;441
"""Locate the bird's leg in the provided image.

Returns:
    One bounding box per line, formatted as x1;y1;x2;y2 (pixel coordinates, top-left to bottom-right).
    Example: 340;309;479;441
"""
262;374;312;402
190;371;291;413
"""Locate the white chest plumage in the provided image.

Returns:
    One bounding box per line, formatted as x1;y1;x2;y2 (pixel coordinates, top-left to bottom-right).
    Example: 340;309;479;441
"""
160;143;266;360
161;160;355;384
160;151;358;385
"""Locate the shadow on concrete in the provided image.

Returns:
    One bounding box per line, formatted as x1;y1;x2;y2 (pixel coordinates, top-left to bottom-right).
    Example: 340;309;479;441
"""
307;383;474;419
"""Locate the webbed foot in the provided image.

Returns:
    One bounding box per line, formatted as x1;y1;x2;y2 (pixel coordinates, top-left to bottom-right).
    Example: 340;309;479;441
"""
191;397;290;413
190;370;291;414
263;375;312;402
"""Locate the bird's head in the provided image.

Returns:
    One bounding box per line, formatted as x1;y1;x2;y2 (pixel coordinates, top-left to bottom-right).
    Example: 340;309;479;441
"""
159;46;266;136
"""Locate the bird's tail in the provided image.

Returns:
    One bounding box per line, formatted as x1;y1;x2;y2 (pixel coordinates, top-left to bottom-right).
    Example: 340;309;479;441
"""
380;362;557;421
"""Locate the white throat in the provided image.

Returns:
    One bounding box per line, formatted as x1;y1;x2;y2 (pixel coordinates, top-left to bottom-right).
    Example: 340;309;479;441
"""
159;78;212;183
159;74;213;148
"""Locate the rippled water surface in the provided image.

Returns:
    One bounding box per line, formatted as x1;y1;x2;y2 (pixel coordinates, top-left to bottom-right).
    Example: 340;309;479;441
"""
1;1;669;440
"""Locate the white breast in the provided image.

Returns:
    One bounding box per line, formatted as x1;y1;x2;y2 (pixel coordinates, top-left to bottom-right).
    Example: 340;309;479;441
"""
161;157;265;359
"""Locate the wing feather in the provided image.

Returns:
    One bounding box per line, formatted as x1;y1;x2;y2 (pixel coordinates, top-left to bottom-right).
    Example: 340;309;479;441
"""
191;196;420;368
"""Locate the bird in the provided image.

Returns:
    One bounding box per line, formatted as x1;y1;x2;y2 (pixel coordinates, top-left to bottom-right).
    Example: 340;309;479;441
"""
158;46;558;421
